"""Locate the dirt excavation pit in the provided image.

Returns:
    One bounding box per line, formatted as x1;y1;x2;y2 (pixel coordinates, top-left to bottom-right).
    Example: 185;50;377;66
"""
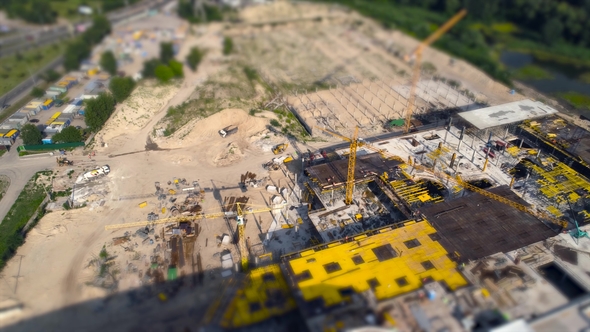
155;108;281;167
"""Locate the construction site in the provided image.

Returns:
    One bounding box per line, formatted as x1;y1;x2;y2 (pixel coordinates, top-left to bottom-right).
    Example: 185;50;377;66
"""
3;2;590;332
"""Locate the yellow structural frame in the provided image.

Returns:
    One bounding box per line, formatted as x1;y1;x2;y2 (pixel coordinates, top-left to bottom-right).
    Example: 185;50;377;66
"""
221;264;297;328
285;220;467;307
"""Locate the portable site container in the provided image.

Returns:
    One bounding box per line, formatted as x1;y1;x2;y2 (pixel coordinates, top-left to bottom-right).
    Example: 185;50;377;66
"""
63;75;79;83
6;129;19;140
45;90;60;99
49;86;67;94
87;68;98;77
6;115;26;129
42;137;53;145
46;112;61;125
17;110;33;119
44;124;64;133
62;104;78;114
96;73;110;81
81;94;99;100
84;80;98;93
0;122;15;130
56;116;72;127
19;107;38;116
8;113;28;123
0;136;13;146
25;101;42;112
41;99;54;110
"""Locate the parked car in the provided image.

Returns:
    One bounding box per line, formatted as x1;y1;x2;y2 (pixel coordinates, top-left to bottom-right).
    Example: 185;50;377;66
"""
29;119;39;123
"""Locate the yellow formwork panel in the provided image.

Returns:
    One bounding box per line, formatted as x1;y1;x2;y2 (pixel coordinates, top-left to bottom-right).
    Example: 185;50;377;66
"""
221;264;297;328
286;221;467;307
507;146;520;157
547;206;563;218
527;160;590;201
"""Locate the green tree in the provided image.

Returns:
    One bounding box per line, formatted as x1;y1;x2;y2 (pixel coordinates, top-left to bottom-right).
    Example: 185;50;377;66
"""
142;58;163;78
160;42;175;63
30;87;45;98
84;92;116;131
42;69;61;82
543;18;564;45
109;76;136;102
100;51;117;75
83;15;111;45
154;65;174;82
64;39;91;71
223;36;234;55
168;60;184;78
51;126;82;143
20;124;42;145
186;47;204;71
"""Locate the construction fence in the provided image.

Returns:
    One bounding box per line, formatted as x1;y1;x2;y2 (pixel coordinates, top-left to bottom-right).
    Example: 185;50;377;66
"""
17;142;85;152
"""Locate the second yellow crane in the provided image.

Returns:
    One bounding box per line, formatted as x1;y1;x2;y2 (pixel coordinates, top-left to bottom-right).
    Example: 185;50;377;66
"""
403;9;467;134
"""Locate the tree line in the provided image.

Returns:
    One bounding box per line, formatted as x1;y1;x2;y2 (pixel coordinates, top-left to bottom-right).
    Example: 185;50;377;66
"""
318;0;590;84
64;15;111;71
0;0;138;24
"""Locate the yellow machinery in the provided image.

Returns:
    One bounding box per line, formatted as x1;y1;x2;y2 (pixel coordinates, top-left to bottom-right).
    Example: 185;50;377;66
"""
314;126;362;205
403;9;467;134
345;127;359;205
272;143;288;155
104;202;283;271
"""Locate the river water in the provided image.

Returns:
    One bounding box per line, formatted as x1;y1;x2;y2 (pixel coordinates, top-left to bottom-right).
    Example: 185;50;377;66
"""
500;51;590;96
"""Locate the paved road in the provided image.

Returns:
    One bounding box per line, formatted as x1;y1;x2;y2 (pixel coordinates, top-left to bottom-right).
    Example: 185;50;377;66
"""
0;0;167;58
0;145;55;224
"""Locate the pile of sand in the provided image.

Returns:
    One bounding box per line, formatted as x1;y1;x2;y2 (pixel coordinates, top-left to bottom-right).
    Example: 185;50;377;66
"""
97;83;179;148
156;108;271;167
160;108;270;147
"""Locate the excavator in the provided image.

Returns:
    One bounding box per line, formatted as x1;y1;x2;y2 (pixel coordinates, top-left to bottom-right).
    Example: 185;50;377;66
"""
56;156;73;166
272;143;288;155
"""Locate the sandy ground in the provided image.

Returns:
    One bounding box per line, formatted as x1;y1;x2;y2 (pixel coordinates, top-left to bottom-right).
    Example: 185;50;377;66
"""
224;1;525;139
0;13;291;329
156;108;274;167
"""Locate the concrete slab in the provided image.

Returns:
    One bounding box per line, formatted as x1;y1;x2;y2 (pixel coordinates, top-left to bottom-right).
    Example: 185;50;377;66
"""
458;99;558;130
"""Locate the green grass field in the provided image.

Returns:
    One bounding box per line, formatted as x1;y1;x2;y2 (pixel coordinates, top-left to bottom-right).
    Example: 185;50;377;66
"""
513;64;554;81
579;72;590;84
0;171;49;270
51;0;102;19
0;42;66;96
558;92;590;110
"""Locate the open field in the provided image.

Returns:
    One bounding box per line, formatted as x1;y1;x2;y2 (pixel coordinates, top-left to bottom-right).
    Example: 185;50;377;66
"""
0;42;65;96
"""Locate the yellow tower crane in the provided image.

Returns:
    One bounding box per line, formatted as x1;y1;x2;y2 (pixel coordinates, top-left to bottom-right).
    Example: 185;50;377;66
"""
315;129;567;230
314;126;359;205
403;9;467;134
104;203;284;271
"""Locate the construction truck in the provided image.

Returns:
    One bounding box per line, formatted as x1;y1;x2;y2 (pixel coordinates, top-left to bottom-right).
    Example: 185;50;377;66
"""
56;157;73;166
272;143;288;155
82;165;110;181
218;125;238;138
